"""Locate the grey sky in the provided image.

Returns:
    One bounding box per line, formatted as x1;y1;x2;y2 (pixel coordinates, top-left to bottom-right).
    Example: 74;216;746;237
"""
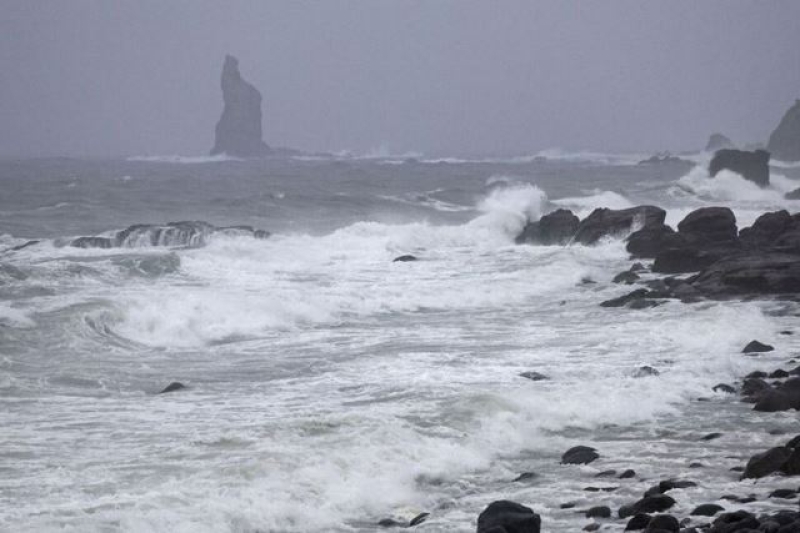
1;0;799;158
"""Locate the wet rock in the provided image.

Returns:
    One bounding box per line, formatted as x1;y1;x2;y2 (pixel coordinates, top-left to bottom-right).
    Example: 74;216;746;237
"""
691;504;724;517
634;366;660;377
573;206;667;246
677;207;739;246
689;462;704;468
769;488;797;499
619;495;676;519
770;369;790;378
645;514;679;532
583;524;600;532
688;251;800;296
709;149;770;187
743;340;775;353
741;377;772;403
560;502;577;509
70;236;114;249
158;382;186;394
409;513;429;527
739;210;795;249
600;289;655;308
713;383;736;394
378;518;404;527
707;510;759;532
513;472;538;482
10;240;39;251
624;513;652;530
561;445;600;465
754;391;794;412
785;435;800;448
585;506;611;519
651;247;722;274
746;371;768;379
626;224;684;259
767;99;800;162
392;255;418;262
477;500;541;533
515;209;580;245
614;271;641;284
701;432;722;441
519;371;549;382
595;470;617;478
619;469;636;479
742;446;793;479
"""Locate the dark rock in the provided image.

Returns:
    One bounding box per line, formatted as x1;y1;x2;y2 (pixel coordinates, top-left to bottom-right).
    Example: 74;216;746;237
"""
620;495;676;518
769;488;797;499
691;504;724;517
513;472;538;482
706;133;736;152
10;240;39;251
689;462;704;468
477;500;541;533
709;149;770;187
378;518;404;527
614;271;641;284
708;510;759;532
746;371;768;379
741;377;772;402
561;445;599;465
630;262;647;272
688;252;800;296
645;514;679;532
600;289;659;309
702;432;722;441
409;513;429;527
515;209;580;245
573;206;667;246
634;366;660;377
619;469;636;479
625;513;652;530
595;470;617;477
770;369;790;378
739;210;795;249
651;247;723;274
583;524;600;532
743;340;774;353
677;207;738;246
519;372;549;382
211;55;271;157
785;435;800;449
742;446;793;479
713;383;736;394
779;447;800;475
158;382;186;394
586;506;611;519
767;99;800;162
786;188;800;200
626;224;685;259
560;502;577;509
754;391;794;412
393;255;418;262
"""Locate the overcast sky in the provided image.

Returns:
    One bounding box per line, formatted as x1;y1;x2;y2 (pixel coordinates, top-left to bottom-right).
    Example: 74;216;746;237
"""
1;0;799;158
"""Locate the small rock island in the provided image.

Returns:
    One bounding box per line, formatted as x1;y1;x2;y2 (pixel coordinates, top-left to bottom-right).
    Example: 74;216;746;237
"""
768;99;800;162
210;54;271;157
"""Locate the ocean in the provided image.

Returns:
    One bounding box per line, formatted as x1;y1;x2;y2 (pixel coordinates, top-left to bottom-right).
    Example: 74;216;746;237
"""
2;152;800;532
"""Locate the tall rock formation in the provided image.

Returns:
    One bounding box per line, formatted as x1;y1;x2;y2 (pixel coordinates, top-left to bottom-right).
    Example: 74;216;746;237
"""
709;149;770;187
705;133;735;152
768;100;800;162
210;55;270;157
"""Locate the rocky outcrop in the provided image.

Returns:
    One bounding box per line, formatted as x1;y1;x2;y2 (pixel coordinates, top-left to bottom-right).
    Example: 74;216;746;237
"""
767;99;800;162
515;209;580;245
572;206;666;245
687;252;800;295
477;501;541;533
705;133;735;152
68;221;270;249
708;149;770;187
211;55;271;157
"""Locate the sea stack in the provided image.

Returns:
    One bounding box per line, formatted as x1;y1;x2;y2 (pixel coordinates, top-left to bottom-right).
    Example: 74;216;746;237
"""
210;55;270;157
709;149;770;187
705;133;735;152
767;99;800;162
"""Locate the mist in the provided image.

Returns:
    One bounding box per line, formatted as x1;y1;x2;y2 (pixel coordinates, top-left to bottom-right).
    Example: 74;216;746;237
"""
1;0;799;158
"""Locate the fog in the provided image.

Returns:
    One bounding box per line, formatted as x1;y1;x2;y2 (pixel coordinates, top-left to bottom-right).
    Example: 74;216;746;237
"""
1;0;799;158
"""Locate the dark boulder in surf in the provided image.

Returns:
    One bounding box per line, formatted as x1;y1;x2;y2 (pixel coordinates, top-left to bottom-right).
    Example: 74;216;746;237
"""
708;149;770;187
158;382;186;394
573;206;666;245
392;255;418;262
476;500;541;533
626;224;684;259
742;340;774;353
676;207;738;247
515;209;580;245
561;445;599;465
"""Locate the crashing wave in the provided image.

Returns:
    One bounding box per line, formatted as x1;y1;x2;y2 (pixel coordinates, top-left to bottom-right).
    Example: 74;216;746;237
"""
68;221;270;249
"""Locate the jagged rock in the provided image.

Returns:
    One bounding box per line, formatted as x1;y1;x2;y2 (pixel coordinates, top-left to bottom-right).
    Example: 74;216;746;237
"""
476;500;541;533
409;513;429;527
515;209;580;245
69;221;270;249
688;252;800;295
742;340;774;353
705;133;735;152
626;224;684;259
713;383;736;394
561;445;599;465
768;99;800;162
211;55;271;157
573;206;666;245
709;149;770;187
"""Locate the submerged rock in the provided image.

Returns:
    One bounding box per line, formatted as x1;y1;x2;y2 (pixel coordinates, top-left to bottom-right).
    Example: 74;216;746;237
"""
392;255;418;262
158;382;186;394
476;500;541;533
561;445;599;465
210;55;271;157
767;99;800;162
709;149;770;187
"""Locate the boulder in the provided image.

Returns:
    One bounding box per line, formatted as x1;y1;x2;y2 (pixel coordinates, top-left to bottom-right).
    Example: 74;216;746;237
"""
767;99;800;162
644;514;679;532
561;445;599;465
739;210;795;249
691;504;724;517
742;340;774;353
705;133;735;152
585;506;611;519
619;495;676;518
709;149;770;187
515;209;580;245
476;500;541;533
624;513;652;530
626;224;684;259
676;207;738;246
688;252;800;295
651;247;722;274
573;206;666;245
742;446;793;479
210;55;271;157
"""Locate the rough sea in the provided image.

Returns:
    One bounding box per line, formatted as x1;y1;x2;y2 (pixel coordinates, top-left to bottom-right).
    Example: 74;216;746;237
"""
2;151;800;532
